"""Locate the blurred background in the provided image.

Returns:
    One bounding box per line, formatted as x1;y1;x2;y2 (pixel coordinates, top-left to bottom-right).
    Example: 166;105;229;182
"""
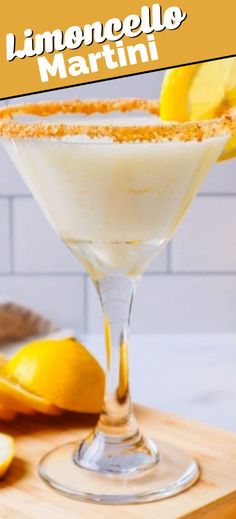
0;69;236;335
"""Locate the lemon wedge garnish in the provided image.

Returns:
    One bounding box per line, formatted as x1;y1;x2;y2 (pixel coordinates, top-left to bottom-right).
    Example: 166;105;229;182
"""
0;433;15;478
5;338;105;413
160;57;236;161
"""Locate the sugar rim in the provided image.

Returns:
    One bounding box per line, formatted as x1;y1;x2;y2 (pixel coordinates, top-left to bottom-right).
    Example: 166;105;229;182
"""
0;98;235;143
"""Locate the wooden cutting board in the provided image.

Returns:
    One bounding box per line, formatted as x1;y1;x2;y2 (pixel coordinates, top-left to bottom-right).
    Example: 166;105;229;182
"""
0;404;236;519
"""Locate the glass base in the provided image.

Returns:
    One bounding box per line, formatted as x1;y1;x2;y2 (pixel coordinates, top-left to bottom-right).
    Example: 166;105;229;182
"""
74;430;160;474
38;439;199;505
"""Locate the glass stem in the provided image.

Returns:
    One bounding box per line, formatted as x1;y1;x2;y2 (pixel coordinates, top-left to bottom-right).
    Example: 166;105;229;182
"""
76;274;158;474
96;275;138;439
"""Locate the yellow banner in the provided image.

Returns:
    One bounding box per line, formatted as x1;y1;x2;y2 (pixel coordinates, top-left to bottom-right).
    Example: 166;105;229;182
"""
0;0;235;100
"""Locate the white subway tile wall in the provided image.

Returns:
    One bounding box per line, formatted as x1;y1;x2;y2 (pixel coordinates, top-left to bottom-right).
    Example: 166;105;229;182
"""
172;197;236;272
1;71;236;332
0;199;11;273
87;275;236;332
0;276;85;328
13;198;81;273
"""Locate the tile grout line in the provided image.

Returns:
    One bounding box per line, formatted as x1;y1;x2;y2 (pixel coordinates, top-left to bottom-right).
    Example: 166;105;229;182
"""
0;271;236;278
197;192;236;198
0;271;86;277
1;192;236;200
143;271;236;277
0;194;32;199
8;197;14;274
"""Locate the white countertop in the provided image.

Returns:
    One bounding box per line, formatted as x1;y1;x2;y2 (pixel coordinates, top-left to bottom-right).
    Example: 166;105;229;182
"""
4;333;236;433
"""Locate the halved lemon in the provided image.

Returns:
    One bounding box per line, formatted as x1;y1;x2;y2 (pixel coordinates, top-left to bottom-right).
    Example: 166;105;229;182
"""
160;57;236;160
0;404;17;421
0;374;62;415
0;354;18;419
0;353;7;369
6;338;105;413
0;433;15;478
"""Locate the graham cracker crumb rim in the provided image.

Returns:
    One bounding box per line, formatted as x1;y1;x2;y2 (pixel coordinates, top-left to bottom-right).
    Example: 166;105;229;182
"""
0;98;235;143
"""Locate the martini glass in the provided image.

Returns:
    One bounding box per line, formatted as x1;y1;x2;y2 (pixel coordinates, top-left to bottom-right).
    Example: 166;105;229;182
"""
0;98;235;505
